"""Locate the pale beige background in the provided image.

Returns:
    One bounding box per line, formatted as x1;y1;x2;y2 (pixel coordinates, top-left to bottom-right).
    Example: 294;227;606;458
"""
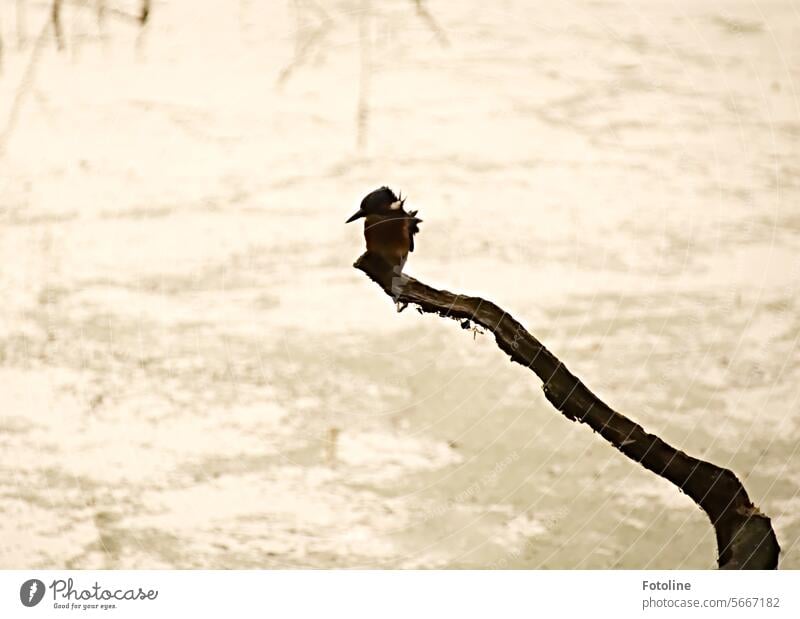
0;0;798;568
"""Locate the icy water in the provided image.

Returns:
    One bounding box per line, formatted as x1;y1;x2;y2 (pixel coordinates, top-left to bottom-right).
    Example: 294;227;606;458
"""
0;0;798;568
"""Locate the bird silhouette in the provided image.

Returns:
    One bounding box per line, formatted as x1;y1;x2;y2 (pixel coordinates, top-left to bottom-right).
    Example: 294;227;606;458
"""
345;186;422;274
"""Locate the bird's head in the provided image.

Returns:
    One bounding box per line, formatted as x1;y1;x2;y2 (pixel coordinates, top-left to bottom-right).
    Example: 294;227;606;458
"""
345;186;405;223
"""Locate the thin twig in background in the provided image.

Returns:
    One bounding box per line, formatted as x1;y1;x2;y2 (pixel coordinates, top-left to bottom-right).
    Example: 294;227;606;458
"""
0;16;51;156
356;0;371;150
56;0;144;26
96;0;105;30
413;0;449;47
276;0;332;87
93;0;147;25
0;2;150;157
275;1;443;150
136;0;151;52
51;0;64;50
238;0;249;34
17;0;28;49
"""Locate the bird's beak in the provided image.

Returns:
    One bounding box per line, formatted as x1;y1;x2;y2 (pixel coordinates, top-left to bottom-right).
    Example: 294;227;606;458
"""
345;208;366;223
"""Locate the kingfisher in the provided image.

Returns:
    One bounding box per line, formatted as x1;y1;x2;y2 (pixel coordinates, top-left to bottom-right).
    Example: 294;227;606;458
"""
345;187;422;274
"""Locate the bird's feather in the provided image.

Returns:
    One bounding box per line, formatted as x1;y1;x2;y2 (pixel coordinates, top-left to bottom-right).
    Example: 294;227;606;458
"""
407;208;422;252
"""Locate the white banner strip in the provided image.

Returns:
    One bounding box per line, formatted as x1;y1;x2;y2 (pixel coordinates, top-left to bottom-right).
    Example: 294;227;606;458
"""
0;570;797;618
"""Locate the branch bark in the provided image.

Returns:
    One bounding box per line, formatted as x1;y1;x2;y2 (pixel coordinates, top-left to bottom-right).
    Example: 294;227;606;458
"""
353;251;780;569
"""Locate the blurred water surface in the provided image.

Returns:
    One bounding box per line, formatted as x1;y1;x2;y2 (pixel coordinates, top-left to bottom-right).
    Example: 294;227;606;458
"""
0;0;798;568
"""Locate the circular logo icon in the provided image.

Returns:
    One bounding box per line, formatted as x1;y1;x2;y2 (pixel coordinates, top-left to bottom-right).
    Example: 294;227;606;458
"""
20;579;46;608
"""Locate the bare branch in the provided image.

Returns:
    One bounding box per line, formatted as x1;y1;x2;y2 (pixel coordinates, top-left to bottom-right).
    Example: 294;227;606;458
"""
354;251;780;569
